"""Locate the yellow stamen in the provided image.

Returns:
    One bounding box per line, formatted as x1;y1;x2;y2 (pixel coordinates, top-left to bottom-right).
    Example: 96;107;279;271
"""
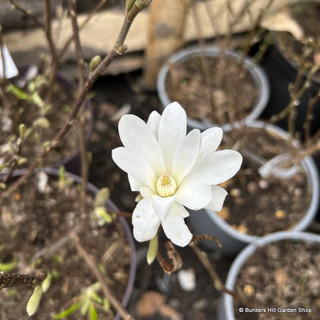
156;173;177;197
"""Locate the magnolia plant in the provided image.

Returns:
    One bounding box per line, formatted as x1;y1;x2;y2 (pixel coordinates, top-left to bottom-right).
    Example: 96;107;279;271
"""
112;102;242;247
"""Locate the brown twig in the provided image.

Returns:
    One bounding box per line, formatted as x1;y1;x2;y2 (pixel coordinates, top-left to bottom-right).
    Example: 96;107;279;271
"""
189;242;297;320
8;0;43;28
71;235;134;320
0;271;46;290
67;0;86;88
1;3;148;202
189;241;251;305
58;0;109;61
67;0;88;217
0;26;7;82
304;88;320;143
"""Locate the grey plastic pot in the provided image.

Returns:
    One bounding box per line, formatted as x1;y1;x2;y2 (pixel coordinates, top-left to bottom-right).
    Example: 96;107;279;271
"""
218;231;320;320
188;121;319;255
157;46;270;131
2;168;136;320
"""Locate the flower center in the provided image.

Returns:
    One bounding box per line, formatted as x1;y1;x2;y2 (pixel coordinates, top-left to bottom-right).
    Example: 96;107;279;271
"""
156;173;177;197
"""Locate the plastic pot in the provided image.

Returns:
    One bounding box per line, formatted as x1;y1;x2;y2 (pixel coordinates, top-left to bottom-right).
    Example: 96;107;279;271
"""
2;66;94;175
188;121;319;255
218;231;320;320
1;168;136;320
157;46;270;131
261;42;320;137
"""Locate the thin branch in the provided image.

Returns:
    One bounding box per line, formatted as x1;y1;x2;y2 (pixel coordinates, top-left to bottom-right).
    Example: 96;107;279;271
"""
189;242;296;320
0;271;46;290
1;3;147;201
8;0;43;28
67;0;88;218
67;0;86;88
71;235;134;320
0;27;7;82
58;0;109;60
44;0;58;67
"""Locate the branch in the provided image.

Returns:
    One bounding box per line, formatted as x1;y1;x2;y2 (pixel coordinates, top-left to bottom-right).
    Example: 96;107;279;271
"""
8;0;43;28
1;2;149;201
71;235;134;320
58;0;109;60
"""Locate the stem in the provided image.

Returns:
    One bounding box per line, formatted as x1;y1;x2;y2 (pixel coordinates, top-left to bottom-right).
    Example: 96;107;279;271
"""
8;0;43;28
304;88;320;143
0;271;46;289
189;242;303;320
1;3;147;201
0;27;7;82
58;0;109;60
71;235;134;320
67;0;87;217
189;242;249;304
67;0;86;89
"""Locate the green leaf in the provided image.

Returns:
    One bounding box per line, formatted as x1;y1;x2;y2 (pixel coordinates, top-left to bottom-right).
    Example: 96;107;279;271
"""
26;285;43;316
80;298;90;316
95;207;112;224
19;124;26;138
33;117;50;129
0;260;17;272
103;299;110;311
147;234;158;265
41;273;52;293
94;188;110;207
53;301;82;319
88;303;98;320
7;84;30;100
89;56;101;72
126;0;135;13
89;291;102;304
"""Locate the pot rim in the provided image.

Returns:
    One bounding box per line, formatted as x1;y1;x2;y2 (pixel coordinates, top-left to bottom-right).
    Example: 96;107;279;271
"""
157;45;270;131
204;121;319;243
1;167;136;320
221;230;320;320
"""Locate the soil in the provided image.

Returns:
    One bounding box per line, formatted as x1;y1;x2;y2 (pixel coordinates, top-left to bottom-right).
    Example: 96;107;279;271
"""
0;69;91;170
165;54;258;126
0;170;131;319
1;70;320;320
234;239;320;320
88;72;235;320
220;126;312;236
274;1;320;82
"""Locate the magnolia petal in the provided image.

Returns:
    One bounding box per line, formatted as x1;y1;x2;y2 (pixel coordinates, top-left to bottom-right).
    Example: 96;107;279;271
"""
205;185;228;212
176;183;212;210
118;114;165;176
200;127;223;156
128;174;140;192
134;225;160;242
152;194;176;220
171;129;201;184
175;204;190;218
158;102;187;172
183;150;242;186
132;197;160;231
147;110;161;138
112;147;157;191
162;204;193;247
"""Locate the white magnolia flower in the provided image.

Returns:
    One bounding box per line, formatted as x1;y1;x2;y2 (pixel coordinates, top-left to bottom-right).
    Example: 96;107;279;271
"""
112;102;242;247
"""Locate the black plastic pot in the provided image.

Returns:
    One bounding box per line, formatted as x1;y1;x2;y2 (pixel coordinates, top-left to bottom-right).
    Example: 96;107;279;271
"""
261;43;320;137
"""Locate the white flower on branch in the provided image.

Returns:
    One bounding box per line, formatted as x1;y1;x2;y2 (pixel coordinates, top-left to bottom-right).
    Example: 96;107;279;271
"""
112;102;242;247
